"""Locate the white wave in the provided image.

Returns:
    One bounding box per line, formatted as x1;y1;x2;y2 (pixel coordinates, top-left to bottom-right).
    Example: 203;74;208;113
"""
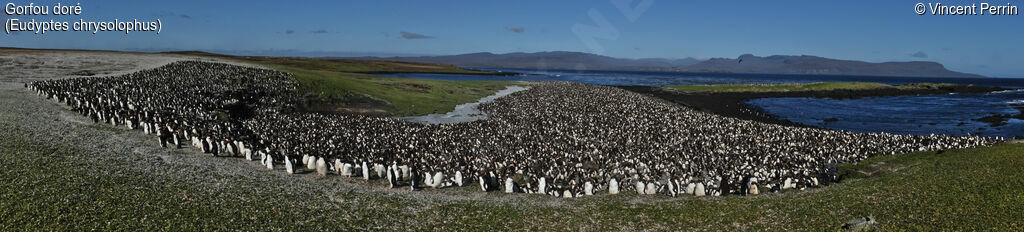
990;89;1024;94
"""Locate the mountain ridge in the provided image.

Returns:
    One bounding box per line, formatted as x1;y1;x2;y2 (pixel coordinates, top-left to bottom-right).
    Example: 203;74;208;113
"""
350;51;703;71
350;52;985;78
687;54;984;78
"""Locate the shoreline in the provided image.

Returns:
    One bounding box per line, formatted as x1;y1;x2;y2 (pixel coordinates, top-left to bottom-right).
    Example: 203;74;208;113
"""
618;84;1009;128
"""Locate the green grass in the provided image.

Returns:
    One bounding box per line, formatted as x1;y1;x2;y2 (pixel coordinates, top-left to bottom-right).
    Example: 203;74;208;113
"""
666;82;893;93
166;52;518;116
3;120;1023;230
0;128;397;230
894;82;959;90
265;63;514;116
237;56;495;75
189;55;517;116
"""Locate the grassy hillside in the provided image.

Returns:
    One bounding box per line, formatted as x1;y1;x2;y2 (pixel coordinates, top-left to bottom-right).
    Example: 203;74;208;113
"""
238;56;499;75
267;64;513;116
2;121;1021;230
666;82;959;93
167;51;498;75
172;52;517;116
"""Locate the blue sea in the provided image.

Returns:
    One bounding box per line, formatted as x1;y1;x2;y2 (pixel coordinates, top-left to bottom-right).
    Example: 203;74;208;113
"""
386;69;1024;138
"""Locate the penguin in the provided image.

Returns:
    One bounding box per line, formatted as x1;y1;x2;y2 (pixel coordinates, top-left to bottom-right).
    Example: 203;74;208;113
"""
315;157;327;176
172;133;180;149
686;182;696;194
505;178;515;193
748;178;760;195
739;176;750;196
695;182;706;196
361;161;370;181
645;182;657;195
486;171;501;192
236;142;246;156
537;177;547;194
158;131;168;148
374;164;386;178
666;180;677;197
408;166;420;191
431;172;444;188
284;156;295;174
386;166;397;189
264;154;274;170
719;176;732;196
479;175;489;192
306;156;317;170
341;163;353;178
635;181;645;195
302;155;310;166
584;181;594;196
454;171;464;187
334;159;344;176
400;165;410;181
201;138;210;154
218;141;227;156
423;172;433;187
390;163;400;181
608;178;619;195
207;137;218;156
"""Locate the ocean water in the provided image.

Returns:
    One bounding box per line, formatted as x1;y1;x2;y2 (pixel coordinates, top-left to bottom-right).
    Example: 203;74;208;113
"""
747;91;1024;137
386;69;1024;137
386;68;1024;88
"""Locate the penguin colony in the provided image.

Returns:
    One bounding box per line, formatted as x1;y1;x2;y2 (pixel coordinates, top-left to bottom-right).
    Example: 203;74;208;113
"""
28;61;1000;198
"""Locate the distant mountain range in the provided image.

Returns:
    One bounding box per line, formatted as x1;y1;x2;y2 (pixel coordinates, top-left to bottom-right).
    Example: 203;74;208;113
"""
352;52;985;78
688;54;984;78
350;51;703;71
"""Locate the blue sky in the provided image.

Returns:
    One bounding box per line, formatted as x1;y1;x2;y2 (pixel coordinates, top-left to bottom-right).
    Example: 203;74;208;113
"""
1;0;1021;77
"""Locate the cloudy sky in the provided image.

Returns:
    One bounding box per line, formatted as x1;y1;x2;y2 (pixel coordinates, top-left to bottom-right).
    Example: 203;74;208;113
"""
2;0;1021;77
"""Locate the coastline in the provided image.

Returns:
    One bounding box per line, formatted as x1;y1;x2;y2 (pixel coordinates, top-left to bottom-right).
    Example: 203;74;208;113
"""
618;84;1008;128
